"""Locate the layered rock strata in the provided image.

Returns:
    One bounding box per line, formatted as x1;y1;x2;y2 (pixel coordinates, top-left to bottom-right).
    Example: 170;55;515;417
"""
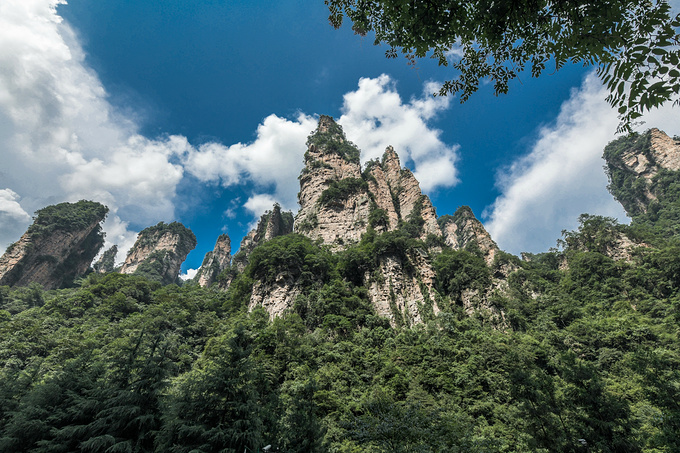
120;222;196;285
249;274;302;319
295;117;442;247
369;147;441;239
365;249;439;326
295;115;372;246
251;116;506;325
0;201;108;289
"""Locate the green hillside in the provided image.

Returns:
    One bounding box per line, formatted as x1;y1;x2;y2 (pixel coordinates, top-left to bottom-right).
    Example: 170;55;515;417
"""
1;133;680;452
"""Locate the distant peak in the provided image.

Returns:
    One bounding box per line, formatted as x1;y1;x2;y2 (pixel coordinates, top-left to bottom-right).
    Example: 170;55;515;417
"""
317;115;337;133
305;116;361;165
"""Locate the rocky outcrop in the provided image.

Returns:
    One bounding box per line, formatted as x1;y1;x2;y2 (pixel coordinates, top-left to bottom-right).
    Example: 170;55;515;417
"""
93;245;118;274
120;222;196;285
195;234;231;288
233;204;294;273
365;249;439;326
382;147;440;237
440;206;499;265
295;115;371;247
295;117;441;249
248;116;510;325
604;128;680;216
0;201;108;289
249;274;302;319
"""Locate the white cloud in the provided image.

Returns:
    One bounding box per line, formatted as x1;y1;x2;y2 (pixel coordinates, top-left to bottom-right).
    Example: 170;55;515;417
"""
98;215;139;267
182;113;317;211
0;0;187;260
484;72;680;255
179;268;198;281
244;194;279;217
338;75;459;192
0;189;31;222
0;2;460;260
0;189;32;250
182;75;460;224
243;194;280;230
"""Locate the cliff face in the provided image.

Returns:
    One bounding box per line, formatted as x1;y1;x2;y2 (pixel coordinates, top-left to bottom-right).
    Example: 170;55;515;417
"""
240;116;505;325
120;222;196;285
195;234;231;288
232;204;294;274
0;201;108;290
294;115;372;246
440;206;499;266
249;274;302;319
604;128;680;216
365;249;439;326
294;117;441;247
365;147;441;240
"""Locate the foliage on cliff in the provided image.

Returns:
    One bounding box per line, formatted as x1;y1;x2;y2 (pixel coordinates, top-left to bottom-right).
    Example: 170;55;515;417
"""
604;130;680;241
603;132;653;217
135;221;197;255
306;116;361;165
27;200;108;238
326;0;680;132
1;212;680;451
3;130;680;451
0;200;109;289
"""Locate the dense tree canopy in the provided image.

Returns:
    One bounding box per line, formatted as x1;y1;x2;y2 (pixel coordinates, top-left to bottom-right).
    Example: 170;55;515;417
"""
3;135;680;450
325;0;680;131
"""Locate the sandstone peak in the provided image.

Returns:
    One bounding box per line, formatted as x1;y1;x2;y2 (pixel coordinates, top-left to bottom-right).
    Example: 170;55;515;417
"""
296;117;441;247
439;206;499;265
120;221;196;285
0;200;108;289
604;128;680;216
295;118;368;246
317;114;339;134
195;234;232;288
233;204;294;273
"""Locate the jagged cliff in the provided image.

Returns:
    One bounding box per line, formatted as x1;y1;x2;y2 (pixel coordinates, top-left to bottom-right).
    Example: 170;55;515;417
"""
0;201;108;290
93;245;118;274
233;204;294;274
365;147;441;239
604;128;680;216
440;206;499;266
120;222;197;285
241;116;498;324
194;234;232;288
295;116;442;247
294;115;372;246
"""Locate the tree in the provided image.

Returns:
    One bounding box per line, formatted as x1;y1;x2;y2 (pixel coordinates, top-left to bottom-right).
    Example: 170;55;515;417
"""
325;0;680;132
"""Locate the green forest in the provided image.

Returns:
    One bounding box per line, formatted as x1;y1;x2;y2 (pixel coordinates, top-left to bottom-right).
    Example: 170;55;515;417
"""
1;132;679;452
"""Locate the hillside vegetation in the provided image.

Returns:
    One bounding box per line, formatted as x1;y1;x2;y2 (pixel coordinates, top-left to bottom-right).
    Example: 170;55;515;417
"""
1;130;679;452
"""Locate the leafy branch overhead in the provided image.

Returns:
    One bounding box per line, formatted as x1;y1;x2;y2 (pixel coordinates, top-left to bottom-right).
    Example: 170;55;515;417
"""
325;0;680;132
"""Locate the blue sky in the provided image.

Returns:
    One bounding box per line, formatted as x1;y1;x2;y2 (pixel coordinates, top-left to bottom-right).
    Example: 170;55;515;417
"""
1;0;678;275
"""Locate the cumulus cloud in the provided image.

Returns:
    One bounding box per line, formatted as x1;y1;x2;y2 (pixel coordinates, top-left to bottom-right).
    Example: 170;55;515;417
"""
179;268;198;281
338;75;460;191
484;72;680;255
181;75;460;222
182;113;317;212
0;1;460;259
0;0;186;261
244;194;280;218
0;189;32;249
